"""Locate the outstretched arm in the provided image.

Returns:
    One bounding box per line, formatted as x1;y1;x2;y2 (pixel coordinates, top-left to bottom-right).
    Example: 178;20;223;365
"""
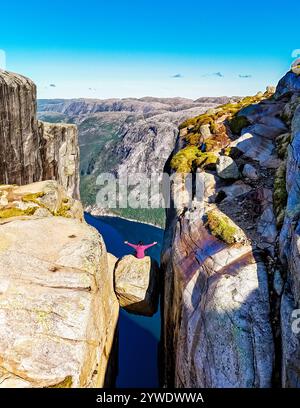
124;241;138;249
143;242;158;250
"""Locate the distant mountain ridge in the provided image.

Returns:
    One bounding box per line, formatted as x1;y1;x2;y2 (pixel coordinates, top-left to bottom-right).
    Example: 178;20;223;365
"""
38;96;240;115
38;96;240;225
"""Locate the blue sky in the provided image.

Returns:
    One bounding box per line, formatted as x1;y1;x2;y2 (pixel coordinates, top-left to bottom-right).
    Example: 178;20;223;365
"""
0;0;299;99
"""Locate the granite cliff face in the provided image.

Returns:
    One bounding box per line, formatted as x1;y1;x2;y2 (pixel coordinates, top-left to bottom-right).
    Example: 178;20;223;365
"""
0;71;80;199
161;71;300;388
0;71;119;387
277;74;300;387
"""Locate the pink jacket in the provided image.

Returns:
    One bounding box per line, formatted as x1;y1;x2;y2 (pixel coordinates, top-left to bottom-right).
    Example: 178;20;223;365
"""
125;242;157;259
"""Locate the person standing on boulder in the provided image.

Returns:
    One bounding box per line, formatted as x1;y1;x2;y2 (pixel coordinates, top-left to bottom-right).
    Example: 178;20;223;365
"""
124;241;158;259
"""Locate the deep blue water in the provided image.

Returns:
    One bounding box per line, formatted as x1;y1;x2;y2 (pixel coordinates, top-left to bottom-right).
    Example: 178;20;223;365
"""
85;213;164;388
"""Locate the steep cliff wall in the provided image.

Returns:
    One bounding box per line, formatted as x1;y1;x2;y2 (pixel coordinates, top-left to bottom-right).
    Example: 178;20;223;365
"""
161;72;300;388
0;70;80;199
0;70;118;387
277;74;300;387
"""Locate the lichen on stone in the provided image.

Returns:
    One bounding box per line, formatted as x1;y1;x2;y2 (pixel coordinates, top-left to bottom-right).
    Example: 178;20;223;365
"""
0;207;37;219
228;115;250;135
194;152;219;170
55;203;72;218
273;162;288;228
22;192;45;205
48;376;73;388
170;146;202;173
170;146;218;172
276;133;291;159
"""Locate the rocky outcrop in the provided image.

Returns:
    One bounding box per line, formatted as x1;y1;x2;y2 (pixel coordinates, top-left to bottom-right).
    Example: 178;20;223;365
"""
38;121;80;199
0;181;119;388
279;103;300;387
275;72;300;99
0;71;80;199
114;255;159;316
0;180;82;220
160;65;300;388
161;80;299;387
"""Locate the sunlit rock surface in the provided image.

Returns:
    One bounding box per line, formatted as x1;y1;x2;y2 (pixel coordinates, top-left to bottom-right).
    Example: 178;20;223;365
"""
162;206;274;387
0;181;119;388
0;180;83;220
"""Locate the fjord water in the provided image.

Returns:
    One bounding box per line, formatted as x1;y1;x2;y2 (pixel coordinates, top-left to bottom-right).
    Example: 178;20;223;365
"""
85;213;164;388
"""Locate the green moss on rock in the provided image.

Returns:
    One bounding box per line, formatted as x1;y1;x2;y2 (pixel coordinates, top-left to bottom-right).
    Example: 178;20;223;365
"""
228;115;250;135
207;209;241;245
276;133;291;159
48;376;73;388
170;146;219;172
170;146;202;173
22;192;45;204
55;204;72;218
194;152;219;170
0;207;37;219
274;162;288;228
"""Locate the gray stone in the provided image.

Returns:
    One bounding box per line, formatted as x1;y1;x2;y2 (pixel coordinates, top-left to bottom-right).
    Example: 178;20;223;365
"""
199;124;212;140
242;164;259;180
216;156;240;179
275;72;300;99
220;180;252;198
231;132;280;168
273;270;284;296
237;100;285;123
244;122;287;140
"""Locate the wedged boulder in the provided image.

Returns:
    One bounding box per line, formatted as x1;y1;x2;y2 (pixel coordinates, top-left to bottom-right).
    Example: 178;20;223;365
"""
0;182;119;388
114;255;159;316
107;253;118;276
